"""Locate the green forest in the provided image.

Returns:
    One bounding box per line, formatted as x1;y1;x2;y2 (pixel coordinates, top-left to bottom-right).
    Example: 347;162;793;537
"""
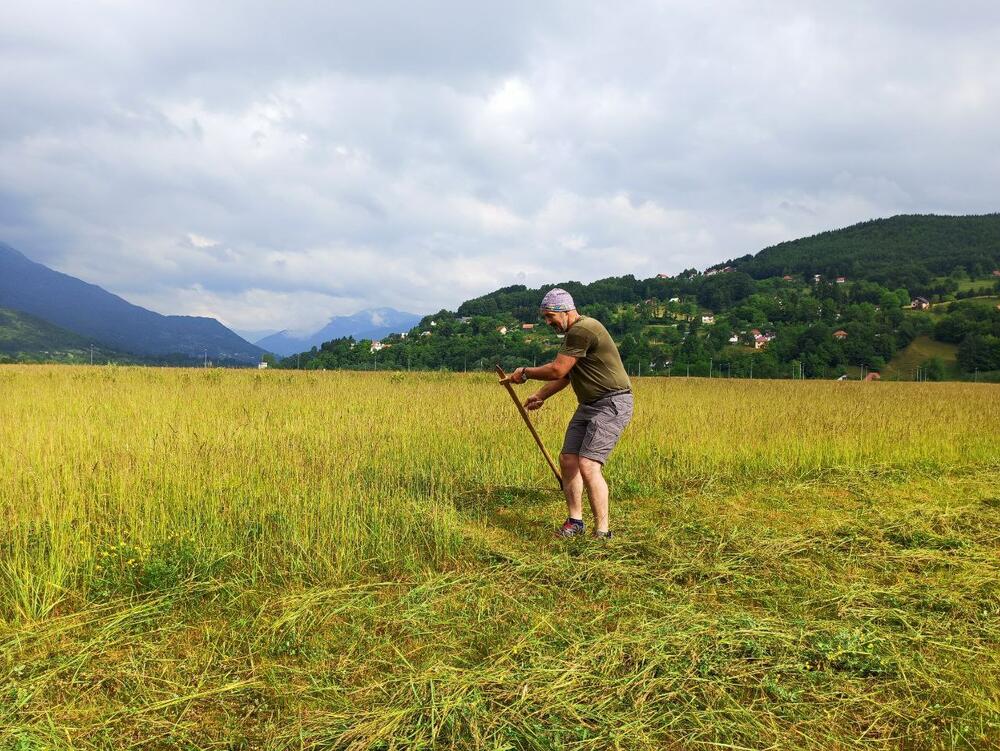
279;214;1000;381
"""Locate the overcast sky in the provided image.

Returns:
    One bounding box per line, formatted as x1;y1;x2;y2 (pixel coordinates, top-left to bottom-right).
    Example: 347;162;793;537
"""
2;2;998;334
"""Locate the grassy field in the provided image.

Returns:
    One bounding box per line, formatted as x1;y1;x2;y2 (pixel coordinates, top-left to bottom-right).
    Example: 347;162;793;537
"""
883;336;960;380
1;365;999;750
931;297;1000;313
929;276;1000;295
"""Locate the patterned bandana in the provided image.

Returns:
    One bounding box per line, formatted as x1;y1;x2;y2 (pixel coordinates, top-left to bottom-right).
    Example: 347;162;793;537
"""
539;288;576;312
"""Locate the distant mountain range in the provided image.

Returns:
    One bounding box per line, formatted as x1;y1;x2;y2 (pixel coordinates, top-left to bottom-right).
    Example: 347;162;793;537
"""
256;308;423;356
0;242;265;362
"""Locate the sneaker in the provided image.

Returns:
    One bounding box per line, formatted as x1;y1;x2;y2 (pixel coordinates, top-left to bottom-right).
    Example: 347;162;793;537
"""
555;518;585;538
592;530;613;540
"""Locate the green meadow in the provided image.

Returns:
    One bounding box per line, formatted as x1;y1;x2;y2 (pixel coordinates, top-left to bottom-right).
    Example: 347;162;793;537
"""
1;365;998;750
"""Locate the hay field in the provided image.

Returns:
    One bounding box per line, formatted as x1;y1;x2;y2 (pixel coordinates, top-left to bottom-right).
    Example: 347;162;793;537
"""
1;365;999;750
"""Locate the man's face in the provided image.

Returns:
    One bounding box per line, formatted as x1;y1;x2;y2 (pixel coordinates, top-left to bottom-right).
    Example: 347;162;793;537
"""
542;310;569;332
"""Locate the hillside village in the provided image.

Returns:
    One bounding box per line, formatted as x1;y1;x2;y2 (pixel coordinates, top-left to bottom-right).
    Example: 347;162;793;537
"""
287;262;1000;382
283;216;1000;381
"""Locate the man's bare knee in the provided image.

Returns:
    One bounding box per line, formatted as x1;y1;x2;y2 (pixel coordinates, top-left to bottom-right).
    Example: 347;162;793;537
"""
578;457;603;479
560;453;579;472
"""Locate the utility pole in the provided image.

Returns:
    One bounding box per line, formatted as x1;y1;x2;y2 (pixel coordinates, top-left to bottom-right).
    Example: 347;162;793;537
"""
749;359;753;380
90;344;94;366
203;349;208;368
709;358;713;378
297;353;301;369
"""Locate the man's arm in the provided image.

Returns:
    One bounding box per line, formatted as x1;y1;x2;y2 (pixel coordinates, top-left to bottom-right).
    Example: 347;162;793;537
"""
512;353;577;383
535;375;570;399
524;376;570;411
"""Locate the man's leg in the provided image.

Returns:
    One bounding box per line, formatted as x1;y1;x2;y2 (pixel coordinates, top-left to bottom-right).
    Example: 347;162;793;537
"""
578;457;609;534
560;453;583;520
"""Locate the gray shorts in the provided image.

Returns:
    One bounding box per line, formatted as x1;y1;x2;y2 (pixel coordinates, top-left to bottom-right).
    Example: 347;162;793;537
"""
562;391;634;464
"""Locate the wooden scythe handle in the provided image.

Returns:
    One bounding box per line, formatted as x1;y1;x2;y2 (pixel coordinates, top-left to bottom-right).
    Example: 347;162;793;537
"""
495;364;563;489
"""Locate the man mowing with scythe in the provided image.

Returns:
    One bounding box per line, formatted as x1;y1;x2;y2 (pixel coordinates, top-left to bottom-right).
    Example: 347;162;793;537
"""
508;288;633;539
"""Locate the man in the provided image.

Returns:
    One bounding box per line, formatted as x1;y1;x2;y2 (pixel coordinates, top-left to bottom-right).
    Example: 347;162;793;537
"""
509;288;633;539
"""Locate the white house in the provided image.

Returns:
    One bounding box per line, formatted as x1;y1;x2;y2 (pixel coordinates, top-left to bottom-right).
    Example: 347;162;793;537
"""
257;361;268;369
701;314;715;324
370;341;385;353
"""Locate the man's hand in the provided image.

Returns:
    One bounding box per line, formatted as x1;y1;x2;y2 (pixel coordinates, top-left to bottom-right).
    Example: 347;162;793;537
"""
524;394;545;411
510;366;529;384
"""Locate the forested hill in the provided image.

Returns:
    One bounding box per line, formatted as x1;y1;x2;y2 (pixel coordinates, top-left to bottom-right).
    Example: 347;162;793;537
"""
728;214;1000;289
456;215;1000;317
283;214;1000;380
0;306;130;363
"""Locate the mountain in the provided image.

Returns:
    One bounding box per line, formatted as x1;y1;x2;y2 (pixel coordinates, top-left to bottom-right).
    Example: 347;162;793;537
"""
729;214;1000;288
0;243;265;361
0;306;131;362
256;308;422;356
233;328;281;343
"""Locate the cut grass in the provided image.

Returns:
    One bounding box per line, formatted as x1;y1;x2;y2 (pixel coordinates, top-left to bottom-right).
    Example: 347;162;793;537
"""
1;366;999;749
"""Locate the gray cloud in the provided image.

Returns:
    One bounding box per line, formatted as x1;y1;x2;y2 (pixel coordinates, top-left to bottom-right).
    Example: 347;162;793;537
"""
1;1;999;331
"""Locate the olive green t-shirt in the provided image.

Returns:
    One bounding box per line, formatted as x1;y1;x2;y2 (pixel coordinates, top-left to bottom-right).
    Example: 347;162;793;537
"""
559;316;632;404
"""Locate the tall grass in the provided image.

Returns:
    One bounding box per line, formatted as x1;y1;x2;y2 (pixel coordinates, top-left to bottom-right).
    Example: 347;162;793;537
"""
1;365;998;749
